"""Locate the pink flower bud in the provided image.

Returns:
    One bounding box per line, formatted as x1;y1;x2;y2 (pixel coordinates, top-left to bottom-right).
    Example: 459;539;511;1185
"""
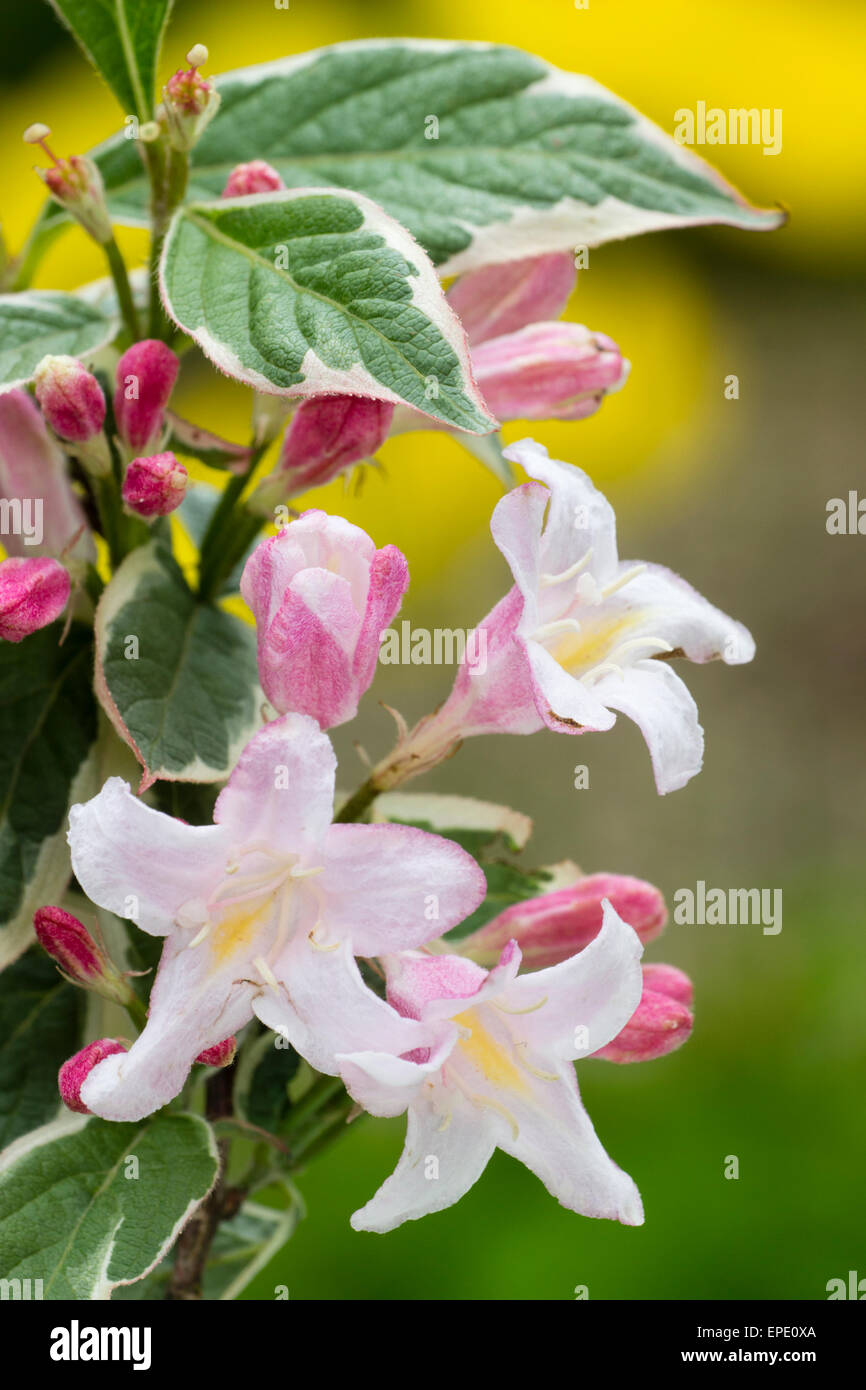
33;354;106;443
196;1037;237;1067
122;452;188;517
447;253;577;346
24;127;112;244
162;45;221;151
33;904;134;1005
251;396;393;510
472;322;629;422
223;160;285;198
0;557;70;642
59;1038;127;1113
594;963;694;1064
114;340;179;451
461;873;667;970
241;510;409;728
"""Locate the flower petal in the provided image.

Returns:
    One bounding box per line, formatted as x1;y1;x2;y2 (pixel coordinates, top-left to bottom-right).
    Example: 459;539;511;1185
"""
503;438;619;583
214;713;336;853
495;1064;644;1224
253;935;430;1075
446;253;576;346
489;480;548;617
526;640;617;733
593;660;704;794
350;1088;496;1233
68;777;228;936
338;1031;456;1117
318;823;487;955
80;934;256;1121
508;899;644;1059
610;561;756;665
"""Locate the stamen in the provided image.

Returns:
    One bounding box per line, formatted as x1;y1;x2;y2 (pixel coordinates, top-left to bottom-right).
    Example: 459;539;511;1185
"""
492;994;548;1016
188;923;211;949
290;864;325;879
513;1041;560;1082
600;563;647;601
576;572;601;605
582;660;625;684
308;928;340;953
436;1110;453;1133
609;636;674;659
539;548;594;587
534;617;582;642
448;1069;520;1140
253;955;281;991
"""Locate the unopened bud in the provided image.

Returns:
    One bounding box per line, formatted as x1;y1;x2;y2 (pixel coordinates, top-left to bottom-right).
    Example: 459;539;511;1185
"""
472;321;629;422
460;873;667;970
34;904;135;1006
222;160;285;198
26;126;112;244
122;451;188;517
32;354;110;475
59;1038;127;1114
114;339;179;452
196;1037;237;1067
249;395;393;512
0;557;70;642
162;46;221;151
593;963;694;1064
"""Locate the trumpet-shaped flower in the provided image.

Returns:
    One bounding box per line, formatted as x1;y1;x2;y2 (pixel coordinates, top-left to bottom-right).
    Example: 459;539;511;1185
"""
339;901;645;1233
420;439;754;793
67;713;485;1121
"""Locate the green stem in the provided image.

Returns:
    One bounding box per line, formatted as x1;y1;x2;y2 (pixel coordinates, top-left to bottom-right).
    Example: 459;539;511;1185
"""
333;775;382;824
197;448;267;601
145;140;188;340
92;475;124;570
104;237;141;341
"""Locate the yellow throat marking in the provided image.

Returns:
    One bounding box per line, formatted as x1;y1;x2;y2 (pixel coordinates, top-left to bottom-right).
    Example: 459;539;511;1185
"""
453;1009;528;1094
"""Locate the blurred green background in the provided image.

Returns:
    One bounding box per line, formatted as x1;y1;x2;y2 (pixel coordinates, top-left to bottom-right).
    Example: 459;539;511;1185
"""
3;0;864;1299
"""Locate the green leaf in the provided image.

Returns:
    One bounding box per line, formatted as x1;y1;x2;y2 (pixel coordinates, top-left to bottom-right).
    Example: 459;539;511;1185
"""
0;1110;218;1299
36;41;783;273
0;291;118;391
47;0;174;121
112;1184;299;1301
159;192;495;433
0;950;86;1148
94;541;263;789
233;1027;299;1135
0;624;99;971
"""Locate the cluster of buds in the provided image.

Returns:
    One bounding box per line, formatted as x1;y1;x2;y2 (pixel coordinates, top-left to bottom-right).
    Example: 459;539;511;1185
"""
161;44;221;151
459;873;693;1064
0;557;70;642
33;354;110;476
23;124;112;244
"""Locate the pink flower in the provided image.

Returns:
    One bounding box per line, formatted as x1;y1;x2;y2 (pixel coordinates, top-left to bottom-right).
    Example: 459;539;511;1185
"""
472;322;628;422
405;439;755;794
67;713;486;1121
594;963;693;1063
251;396;394;508
122;452;188;518
0;557;70;642
0;389;94;564
461;873;667;969
59;1039;127;1114
447;253;577;347
240;511;409;728
222;160;285;198
338;901;645;1233
114;340;179;453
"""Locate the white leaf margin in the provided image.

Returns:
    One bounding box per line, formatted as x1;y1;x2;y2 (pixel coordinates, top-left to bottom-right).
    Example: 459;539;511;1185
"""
159;186;496;431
